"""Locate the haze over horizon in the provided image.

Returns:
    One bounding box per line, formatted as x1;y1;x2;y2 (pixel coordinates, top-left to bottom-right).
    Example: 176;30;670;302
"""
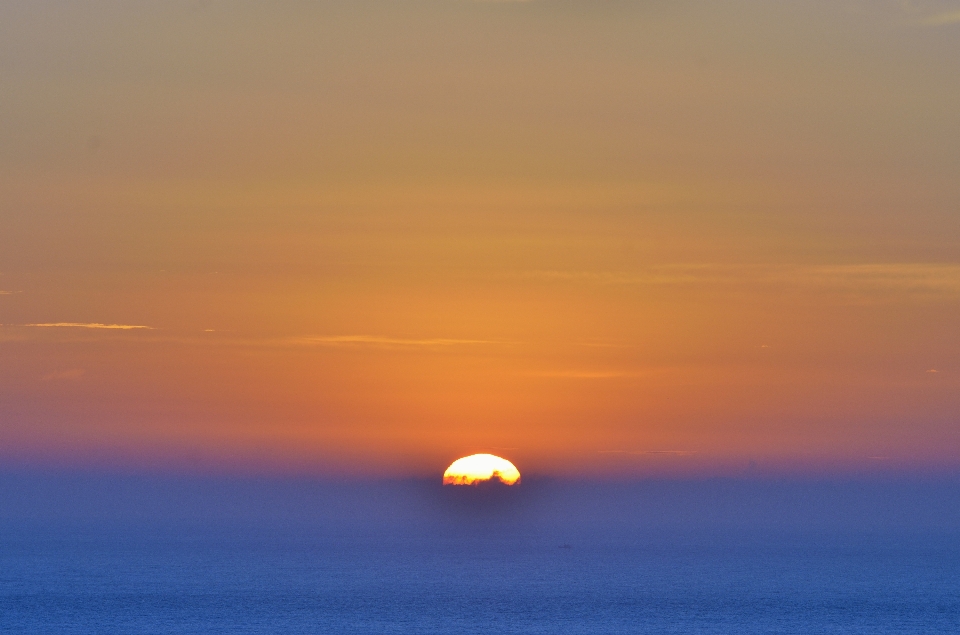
2;0;959;478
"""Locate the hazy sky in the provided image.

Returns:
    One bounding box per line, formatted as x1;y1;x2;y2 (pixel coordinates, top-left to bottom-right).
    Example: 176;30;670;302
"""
1;0;959;477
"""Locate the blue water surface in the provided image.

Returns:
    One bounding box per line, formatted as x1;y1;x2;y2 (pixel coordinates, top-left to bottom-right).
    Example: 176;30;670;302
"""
2;475;959;634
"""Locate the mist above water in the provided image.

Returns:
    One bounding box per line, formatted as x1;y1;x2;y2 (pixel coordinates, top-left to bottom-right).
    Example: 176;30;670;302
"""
3;471;959;544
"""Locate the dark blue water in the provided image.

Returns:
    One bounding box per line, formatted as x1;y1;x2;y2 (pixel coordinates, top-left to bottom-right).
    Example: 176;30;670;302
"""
2;475;959;633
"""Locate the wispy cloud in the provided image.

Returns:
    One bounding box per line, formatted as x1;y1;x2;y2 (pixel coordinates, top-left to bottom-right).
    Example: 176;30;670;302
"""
42;369;86;381
529;370;636;379
921;9;960;25
598;450;698;456
25;322;153;330
295;335;499;347
0;290;14;295
522;268;712;286
523;263;960;295
790;264;960;293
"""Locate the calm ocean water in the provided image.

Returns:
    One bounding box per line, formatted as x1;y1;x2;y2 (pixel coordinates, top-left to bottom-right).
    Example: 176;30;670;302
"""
2;475;959;634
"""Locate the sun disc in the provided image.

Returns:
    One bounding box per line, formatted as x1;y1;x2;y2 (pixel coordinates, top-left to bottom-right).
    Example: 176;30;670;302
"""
443;453;520;486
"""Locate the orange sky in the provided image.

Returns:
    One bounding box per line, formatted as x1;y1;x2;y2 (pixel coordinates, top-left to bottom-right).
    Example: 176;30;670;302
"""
1;1;959;477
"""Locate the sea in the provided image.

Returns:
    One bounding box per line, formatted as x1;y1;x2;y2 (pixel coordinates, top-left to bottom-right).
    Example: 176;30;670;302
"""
2;473;959;634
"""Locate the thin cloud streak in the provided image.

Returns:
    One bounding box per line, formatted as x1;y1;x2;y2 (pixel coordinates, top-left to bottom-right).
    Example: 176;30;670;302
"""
598;450;699;456
921;9;960;25
42;369;86;381
24;323;153;330
0;329;499;349
295;335;502;347
529;370;638;379
797;264;960;293
523;263;960;294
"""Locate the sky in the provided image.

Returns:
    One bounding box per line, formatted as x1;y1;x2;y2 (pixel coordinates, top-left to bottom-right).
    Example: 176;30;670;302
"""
1;0;959;478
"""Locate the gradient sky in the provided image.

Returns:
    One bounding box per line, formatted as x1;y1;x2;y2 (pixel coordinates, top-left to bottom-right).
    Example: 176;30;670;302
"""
1;0;959;477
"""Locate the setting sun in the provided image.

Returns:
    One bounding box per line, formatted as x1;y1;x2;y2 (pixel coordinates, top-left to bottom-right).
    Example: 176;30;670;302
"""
442;454;521;486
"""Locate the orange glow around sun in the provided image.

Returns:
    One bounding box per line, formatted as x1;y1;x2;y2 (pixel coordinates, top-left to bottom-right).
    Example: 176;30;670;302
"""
442;454;521;486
